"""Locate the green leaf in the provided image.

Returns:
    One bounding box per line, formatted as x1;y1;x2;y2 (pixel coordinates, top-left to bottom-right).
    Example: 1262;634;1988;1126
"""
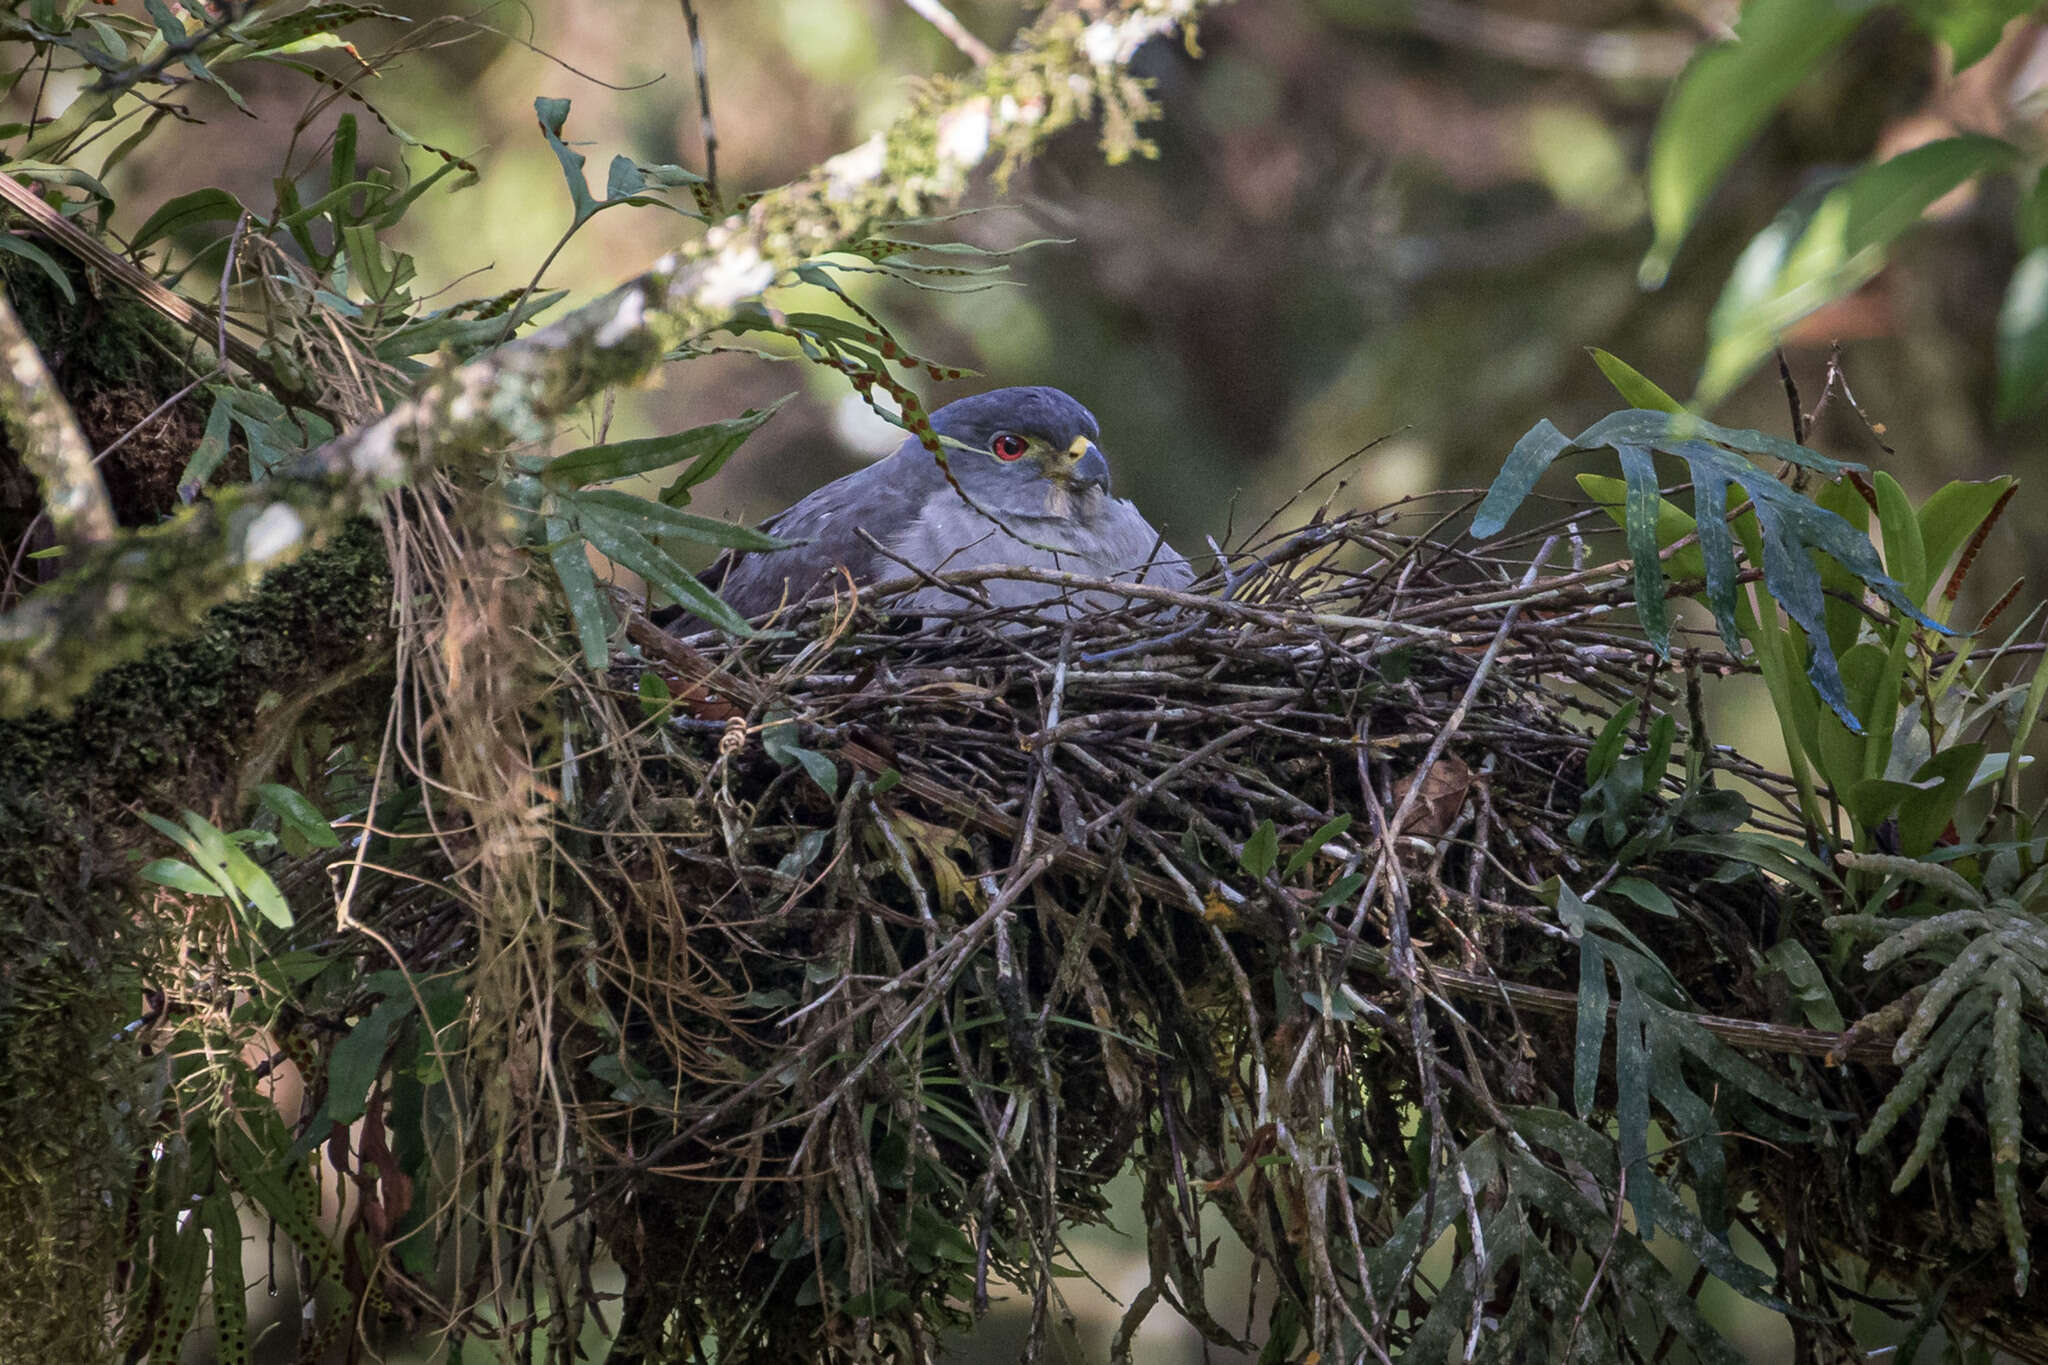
1843;776;1923;829
1617;443;1670;655
330;109;359;195
1467;420;1573;539
144;1202;209;1364
1558;887;1611;1116
1680;787;1751;834
1315;872;1367;909
533;96;598;222
1282;813;1352;878
560;488;787;551
220;5;410;60
572;502;753;636
638;669;673;720
1902;0;2035;71
0;231;75;303
1576;472;1715;606
1997;246;2048;419
1815;475;1873;656
130;187;248;255
139;858;225;896
1873;471;1928;603
217;1114;339;1284
793;748;839;796
1917;477;2014;594
547;396;787;491
605;155;645;200
202;1191;248;1365
1585;701;1640;784
1587;348;1685;414
1764;939;1845;1031
1810;641;1883;792
1614;972;1656;1237
140;0;250;115
1641;0;1866;288
545;514;615;669
220;839;292;928
143;811;241;901
254;783;341;849
324;995;411;1125
375;289;567;363
1606;876;1677;918
1240;819;1279;879
1896;743;1983;856
175;393;235;496
1699;135;2017;404
1475;409;1941;730
761;718;838;796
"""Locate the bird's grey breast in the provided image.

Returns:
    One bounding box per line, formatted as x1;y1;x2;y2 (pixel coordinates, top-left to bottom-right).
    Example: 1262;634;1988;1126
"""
888;490;1191;616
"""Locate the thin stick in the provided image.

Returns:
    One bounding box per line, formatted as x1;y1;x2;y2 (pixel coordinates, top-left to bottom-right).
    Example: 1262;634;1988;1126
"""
900;0;996;65
680;0;721;206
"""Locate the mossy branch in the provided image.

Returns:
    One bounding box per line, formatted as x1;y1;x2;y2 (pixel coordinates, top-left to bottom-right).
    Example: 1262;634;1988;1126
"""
0;0;1219;718
0;290;113;549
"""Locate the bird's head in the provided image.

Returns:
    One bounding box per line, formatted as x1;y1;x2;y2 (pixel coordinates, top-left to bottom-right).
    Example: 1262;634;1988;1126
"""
927;386;1112;519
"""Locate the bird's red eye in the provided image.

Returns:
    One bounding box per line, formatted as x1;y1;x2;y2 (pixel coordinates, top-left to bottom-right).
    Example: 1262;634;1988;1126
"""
991;433;1029;461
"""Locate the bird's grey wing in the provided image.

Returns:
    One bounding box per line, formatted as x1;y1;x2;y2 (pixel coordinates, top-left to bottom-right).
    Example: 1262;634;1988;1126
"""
1092;498;1196;590
706;456;936;621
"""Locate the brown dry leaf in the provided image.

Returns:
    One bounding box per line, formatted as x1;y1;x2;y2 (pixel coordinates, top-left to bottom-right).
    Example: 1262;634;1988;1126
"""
1390;752;1474;839
889;812;980;910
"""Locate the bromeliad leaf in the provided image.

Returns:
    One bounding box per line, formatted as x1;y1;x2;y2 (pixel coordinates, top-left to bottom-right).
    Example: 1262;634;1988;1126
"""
1472;408;1944;729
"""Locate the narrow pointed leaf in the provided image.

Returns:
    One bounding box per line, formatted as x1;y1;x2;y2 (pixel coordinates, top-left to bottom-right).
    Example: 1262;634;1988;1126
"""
1997;247;2048;419
545;514;614;669
563;488;788;550
1642;0;1865;287
575;506;752;637
548;398;786;490
1616;443;1670;656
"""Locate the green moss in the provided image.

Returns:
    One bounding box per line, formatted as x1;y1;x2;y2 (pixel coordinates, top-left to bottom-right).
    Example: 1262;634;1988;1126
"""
0;514;392;1362
0;249;193;396
0;515;390;893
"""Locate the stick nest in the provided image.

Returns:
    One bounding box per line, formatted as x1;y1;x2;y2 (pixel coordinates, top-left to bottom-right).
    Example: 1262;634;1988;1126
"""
354;488;2044;1364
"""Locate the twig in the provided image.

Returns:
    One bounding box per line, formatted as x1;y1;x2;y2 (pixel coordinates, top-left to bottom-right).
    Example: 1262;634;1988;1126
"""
679;0;721;208
899;0;996;65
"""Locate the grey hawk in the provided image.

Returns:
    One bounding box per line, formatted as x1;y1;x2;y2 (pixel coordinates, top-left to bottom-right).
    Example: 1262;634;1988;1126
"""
699;387;1194;626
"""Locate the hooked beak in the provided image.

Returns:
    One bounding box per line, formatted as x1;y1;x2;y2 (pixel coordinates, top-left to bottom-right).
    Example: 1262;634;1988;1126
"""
1060;435;1112;496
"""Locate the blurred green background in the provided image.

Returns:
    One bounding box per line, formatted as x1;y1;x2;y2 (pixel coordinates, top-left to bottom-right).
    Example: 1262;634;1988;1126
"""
45;1;2046;1359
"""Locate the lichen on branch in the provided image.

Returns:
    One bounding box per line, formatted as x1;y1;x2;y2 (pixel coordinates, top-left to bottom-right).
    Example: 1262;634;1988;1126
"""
0;291;113;549
0;0;1221;718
